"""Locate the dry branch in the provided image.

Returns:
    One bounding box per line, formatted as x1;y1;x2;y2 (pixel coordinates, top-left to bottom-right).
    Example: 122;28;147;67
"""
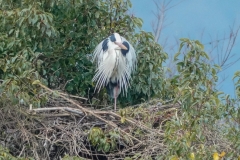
30;107;84;115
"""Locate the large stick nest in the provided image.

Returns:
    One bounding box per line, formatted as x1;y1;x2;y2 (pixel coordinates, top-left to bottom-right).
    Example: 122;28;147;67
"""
0;84;232;159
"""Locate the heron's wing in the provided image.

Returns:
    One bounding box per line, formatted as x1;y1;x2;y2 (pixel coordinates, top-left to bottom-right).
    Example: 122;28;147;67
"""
92;37;109;67
121;36;137;73
92;49;116;92
115;52;131;96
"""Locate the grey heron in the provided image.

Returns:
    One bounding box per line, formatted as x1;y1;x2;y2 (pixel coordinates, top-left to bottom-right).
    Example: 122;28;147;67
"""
92;33;137;111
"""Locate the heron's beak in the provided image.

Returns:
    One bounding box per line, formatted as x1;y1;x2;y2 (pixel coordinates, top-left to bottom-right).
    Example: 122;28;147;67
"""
115;42;128;50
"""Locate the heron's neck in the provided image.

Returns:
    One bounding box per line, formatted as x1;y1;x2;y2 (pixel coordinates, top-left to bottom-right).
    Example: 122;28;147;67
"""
108;42;119;50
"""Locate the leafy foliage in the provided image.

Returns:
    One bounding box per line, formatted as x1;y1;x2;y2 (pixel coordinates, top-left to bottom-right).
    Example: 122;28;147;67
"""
220;71;240;158
88;127;123;152
173;38;221;121
162;39;236;159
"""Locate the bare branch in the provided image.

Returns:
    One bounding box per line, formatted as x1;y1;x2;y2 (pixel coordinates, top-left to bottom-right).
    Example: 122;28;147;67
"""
152;0;185;43
204;24;240;72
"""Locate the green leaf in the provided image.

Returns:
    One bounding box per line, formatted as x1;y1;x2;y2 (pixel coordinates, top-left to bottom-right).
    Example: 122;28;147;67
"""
178;39;188;52
46;29;51;37
195;40;204;49
149;63;153;71
37;22;41;30
95;11;100;18
174;52;181;61
32;14;38;25
18;17;25;26
233;71;240;80
8;29;14;35
32;80;41;85
7;41;15;49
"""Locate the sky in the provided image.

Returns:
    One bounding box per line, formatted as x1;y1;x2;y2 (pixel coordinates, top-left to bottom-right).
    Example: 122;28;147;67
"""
130;0;240;98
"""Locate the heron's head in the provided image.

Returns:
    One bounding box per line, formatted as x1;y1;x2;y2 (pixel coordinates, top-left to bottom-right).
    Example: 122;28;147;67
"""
110;33;128;50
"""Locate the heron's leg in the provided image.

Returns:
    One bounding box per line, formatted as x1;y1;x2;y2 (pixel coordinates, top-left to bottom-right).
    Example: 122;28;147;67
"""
114;96;117;111
114;86;119;111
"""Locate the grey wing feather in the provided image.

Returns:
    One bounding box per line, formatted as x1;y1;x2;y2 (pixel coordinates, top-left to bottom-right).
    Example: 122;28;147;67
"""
121;36;137;73
92;39;106;67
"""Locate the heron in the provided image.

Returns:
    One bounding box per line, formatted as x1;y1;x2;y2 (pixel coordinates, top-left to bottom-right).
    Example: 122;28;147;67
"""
92;33;137;111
